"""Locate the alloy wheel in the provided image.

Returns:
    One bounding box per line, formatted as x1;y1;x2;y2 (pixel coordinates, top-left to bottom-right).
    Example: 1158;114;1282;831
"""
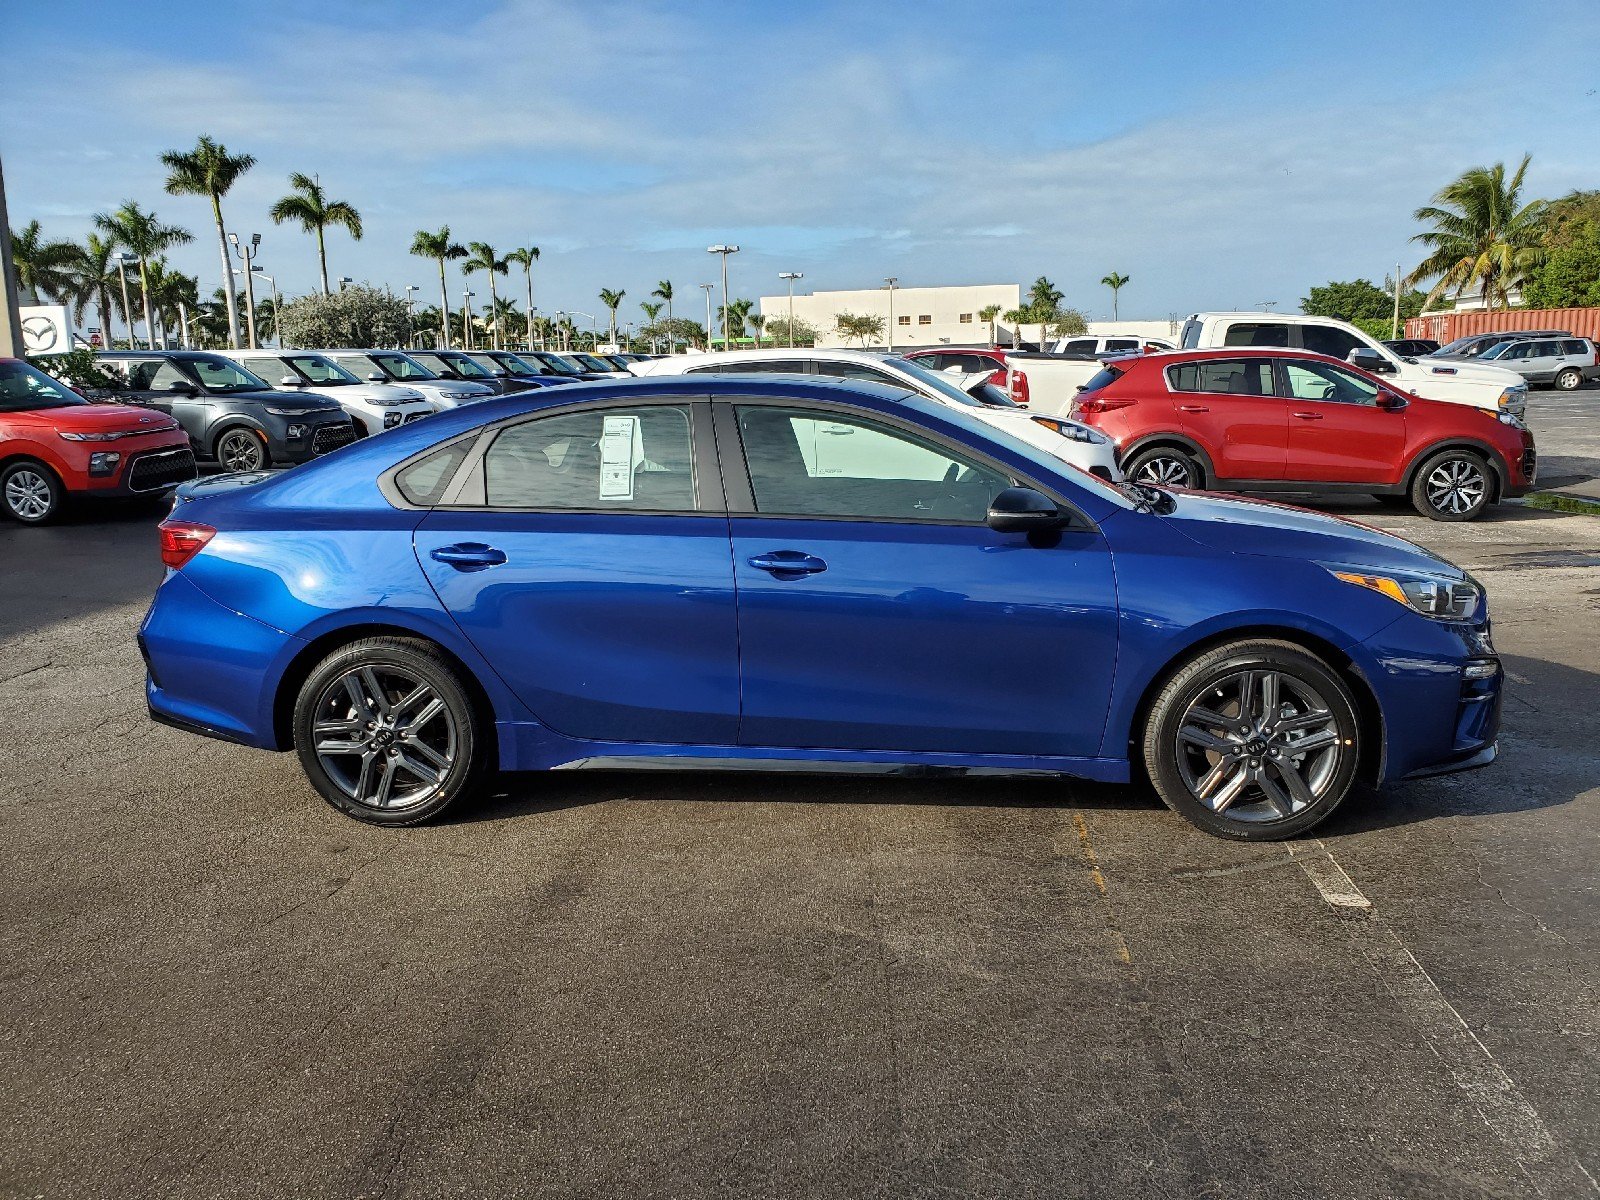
311;665;457;811
1174;668;1343;824
1134;455;1193;487
218;431;265;472
1424;458;1486;516
4;469;53;521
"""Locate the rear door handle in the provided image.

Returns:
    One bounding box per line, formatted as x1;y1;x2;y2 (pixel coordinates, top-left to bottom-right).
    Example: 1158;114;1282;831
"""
1292;411;1324;420
748;550;827;578
1178;404;1210;413
430;542;507;571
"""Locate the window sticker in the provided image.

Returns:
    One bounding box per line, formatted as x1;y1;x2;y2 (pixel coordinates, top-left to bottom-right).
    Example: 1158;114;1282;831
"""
599;414;640;499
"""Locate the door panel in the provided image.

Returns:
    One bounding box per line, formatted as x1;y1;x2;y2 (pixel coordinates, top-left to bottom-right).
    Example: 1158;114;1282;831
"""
1166;358;1286;479
1278;360;1406;483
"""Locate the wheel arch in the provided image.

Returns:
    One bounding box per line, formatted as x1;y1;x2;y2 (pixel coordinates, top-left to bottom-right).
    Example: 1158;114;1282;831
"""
209;419;271;462
271;621;500;763
1123;623;1386;789
1401;438;1510;502
1119;433;1216;486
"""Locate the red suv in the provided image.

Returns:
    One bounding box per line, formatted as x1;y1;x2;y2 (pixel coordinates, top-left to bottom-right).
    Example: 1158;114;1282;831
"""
0;357;196;524
901;347;1029;406
1071;348;1536;521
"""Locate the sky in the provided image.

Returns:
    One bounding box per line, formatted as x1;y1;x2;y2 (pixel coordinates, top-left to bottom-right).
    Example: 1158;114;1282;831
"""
5;0;1599;328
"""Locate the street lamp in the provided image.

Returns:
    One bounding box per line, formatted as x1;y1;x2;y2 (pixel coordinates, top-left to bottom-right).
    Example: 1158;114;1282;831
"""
555;310;568;351
568;310;598;350
404;284;419;349
252;267;282;347
883;277;898;352
114;253;138;350
699;283;715;351
778;271;803;348
229;232;262;348
462;289;475;349
707;244;739;348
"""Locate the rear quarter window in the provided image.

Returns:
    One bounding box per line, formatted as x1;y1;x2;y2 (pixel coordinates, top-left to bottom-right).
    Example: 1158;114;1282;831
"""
1081;366;1125;392
394;440;472;506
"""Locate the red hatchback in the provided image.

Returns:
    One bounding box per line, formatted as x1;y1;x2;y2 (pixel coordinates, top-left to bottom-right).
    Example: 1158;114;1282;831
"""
0;357;196;524
1071;348;1535;521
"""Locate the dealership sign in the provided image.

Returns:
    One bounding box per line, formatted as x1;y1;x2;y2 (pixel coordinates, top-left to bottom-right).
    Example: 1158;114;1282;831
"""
18;305;75;356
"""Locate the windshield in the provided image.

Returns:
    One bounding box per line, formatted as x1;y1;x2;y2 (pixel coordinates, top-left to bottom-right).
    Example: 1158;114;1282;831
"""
283;354;359;385
526;351;584;376
496;352;552;376
466;355;510;377
185;354;271;393
0;359;85;412
428;351;491;379
573;353;616;372
890;356;986;407
369;352;440;382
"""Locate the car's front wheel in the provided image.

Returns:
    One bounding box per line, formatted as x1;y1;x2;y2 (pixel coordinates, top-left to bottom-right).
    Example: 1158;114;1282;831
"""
1;459;64;524
1125;446;1203;489
1411;450;1492;521
215;427;268;472
1143;639;1362;841
293;637;487;825
1554;367;1582;391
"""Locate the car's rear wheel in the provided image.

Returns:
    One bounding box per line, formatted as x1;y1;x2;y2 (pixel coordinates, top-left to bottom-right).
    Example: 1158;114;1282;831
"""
1554;367;1582;391
215;428;268;472
1126;447;1202;489
1143;639;1362;841
293;637;486;825
1;459;64;524
1411;450;1491;521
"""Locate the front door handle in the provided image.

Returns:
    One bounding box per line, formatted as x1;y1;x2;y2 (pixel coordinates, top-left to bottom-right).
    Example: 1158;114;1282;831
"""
748;550;827;578
430;542;507;571
1177;404;1210;413
1291;411;1324;420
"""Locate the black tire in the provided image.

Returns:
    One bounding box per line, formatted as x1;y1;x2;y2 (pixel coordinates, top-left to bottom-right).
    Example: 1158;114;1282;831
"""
1554;368;1581;391
1142;639;1362;841
1410;449;1492;521
1;458;65;524
214;427;269;472
1125;446;1203;489
292;636;487;826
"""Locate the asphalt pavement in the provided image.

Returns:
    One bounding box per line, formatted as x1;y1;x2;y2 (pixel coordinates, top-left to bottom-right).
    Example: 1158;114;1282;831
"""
0;391;1596;1199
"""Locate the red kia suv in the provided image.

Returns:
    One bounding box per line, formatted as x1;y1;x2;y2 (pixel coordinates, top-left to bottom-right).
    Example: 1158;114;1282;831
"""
0;357;196;524
1071;348;1535;521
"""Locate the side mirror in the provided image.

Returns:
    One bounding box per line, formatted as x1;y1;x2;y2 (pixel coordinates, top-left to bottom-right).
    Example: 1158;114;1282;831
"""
1377;391;1408;411
280;375;304;388
167;380;197;395
366;371;388;383
987;486;1068;535
1347;348;1396;375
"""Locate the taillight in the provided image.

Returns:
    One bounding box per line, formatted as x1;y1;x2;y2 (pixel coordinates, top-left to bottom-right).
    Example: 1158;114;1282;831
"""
1008;369;1030;406
159;520;215;569
1075;394;1136;414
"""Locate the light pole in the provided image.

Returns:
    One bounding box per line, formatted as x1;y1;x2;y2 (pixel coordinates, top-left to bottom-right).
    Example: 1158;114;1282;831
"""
229;232;261;349
555;310;567;351
0;154;23;357
251;267;282;346
462;289;475;349
114;253;138;351
404;284;419;349
699;283;714;350
883;277;898;352
778;271;803;348
568;311;597;349
707;244;739;348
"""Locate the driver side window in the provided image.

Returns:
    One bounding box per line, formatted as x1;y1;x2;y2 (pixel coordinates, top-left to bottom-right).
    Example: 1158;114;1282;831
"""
735;406;1010;523
1281;361;1380;405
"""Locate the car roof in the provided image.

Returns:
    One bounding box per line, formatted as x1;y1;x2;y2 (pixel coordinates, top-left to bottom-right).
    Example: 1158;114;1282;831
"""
1112;346;1381;368
100;349;230;359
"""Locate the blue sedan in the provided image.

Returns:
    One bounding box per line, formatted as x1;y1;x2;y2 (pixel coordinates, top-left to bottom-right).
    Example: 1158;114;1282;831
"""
140;376;1502;840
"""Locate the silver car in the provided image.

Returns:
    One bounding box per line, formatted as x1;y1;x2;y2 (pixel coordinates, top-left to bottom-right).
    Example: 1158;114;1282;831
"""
1478;336;1598;391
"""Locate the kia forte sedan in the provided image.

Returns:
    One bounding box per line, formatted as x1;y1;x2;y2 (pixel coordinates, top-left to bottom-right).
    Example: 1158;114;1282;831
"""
140;377;1502;840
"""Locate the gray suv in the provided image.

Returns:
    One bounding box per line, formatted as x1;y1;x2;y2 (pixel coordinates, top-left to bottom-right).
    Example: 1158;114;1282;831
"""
1478;337;1598;391
99;351;356;471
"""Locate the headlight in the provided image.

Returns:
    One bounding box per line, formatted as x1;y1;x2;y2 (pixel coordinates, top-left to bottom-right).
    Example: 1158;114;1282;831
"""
60;430;122;442
285;423;307;439
383;412;403;428
1497;386;1527;411
264;405;314;416
444;390;477;400
1329;568;1482;620
88;451;121;476
1030;416;1106;444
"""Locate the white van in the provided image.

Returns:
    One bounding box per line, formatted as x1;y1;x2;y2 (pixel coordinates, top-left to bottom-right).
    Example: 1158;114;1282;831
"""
1176;313;1527;414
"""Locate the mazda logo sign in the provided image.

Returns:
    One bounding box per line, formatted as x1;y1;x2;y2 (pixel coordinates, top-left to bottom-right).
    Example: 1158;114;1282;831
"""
21;315;61;354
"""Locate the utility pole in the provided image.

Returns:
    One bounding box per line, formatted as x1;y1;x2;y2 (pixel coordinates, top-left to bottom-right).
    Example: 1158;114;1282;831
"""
707;245;739;348
462;289;475;349
0;155;23;357
252;269;282;347
404;284;419;349
700;283;715;350
229;232;261;348
115;254;137;350
884;277;898;352
779;271;803;348
1391;261;1402;339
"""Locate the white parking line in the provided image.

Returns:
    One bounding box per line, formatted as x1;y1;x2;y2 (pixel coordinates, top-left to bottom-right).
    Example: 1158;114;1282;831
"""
1287;839;1372;912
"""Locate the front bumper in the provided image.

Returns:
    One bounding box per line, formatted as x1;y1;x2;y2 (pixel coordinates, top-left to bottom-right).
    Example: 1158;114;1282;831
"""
73;438;197;497
264;415;358;463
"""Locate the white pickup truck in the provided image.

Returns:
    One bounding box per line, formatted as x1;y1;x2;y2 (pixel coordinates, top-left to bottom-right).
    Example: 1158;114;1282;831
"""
1012;312;1529;417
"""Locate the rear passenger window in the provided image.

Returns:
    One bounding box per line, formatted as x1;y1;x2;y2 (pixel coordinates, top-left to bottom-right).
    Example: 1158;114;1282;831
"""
483;406;697;511
1563;340;1587;355
1166;359;1275;396
1105;339;1139;351
394;440;472;506
1221;323;1289;348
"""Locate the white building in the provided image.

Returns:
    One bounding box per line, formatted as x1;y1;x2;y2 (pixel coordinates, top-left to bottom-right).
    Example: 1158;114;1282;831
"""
759;283;1021;350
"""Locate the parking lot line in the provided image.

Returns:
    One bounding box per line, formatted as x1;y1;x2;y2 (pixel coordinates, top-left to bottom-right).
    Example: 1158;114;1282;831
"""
1286;840;1373;913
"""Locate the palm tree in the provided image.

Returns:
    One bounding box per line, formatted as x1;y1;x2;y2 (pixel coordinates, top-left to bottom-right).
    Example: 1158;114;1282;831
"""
463;243;510;349
410;227;466;348
717;297;754;344
651;280;675;351
65;234;125;349
747;312;767;348
1001;307;1029;349
1027;277;1064;348
411;305;442;349
9;220;80;302
268;172;363;295
487;295;521;347
93;201;192;349
1100;272;1130;320
978;303;1002;348
598;288;626;346
1407;156;1548;311
161;134;256;348
146;263;200;347
506;246;540;348
640;300;663;352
